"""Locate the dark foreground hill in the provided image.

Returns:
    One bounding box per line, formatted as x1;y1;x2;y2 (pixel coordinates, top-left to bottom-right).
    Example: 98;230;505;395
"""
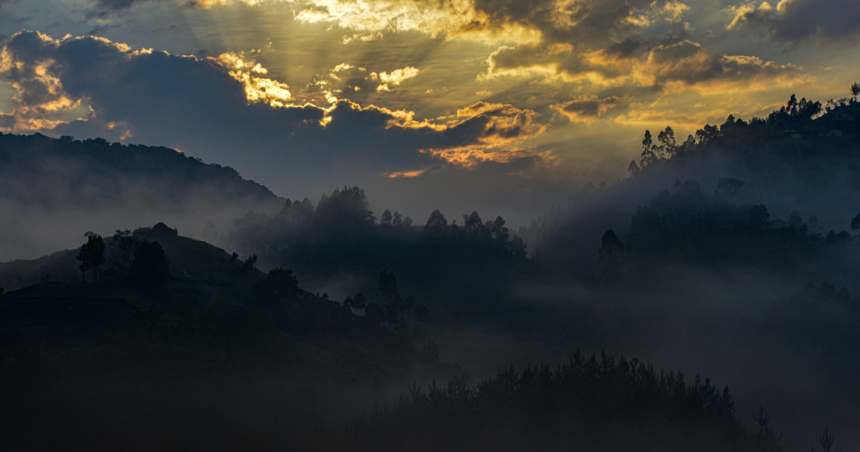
0;226;450;450
0;224;814;452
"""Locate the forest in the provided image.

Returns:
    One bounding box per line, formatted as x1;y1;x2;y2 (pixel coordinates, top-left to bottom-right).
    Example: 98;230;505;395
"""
1;90;859;451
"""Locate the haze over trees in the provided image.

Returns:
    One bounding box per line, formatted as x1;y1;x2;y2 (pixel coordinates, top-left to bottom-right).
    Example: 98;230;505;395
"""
1;86;860;450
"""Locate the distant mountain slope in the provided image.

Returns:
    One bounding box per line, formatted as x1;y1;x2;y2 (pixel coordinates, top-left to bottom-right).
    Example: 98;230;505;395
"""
0;133;284;260
0;133;278;208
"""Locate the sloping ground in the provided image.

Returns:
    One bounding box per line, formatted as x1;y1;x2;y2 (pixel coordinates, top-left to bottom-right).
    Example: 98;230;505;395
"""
0;231;453;450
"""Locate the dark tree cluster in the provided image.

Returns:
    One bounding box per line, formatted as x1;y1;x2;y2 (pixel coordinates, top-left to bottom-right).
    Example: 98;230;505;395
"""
348;351;760;452
633;91;858;174
227;186;532;318
76;229;171;295
625;179;855;266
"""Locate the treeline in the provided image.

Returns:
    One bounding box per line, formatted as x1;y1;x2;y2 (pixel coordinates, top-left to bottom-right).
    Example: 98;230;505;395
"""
226;186;532;318
343;351;798;452
631;92;859;174
517;90;860;282
625;179;855;259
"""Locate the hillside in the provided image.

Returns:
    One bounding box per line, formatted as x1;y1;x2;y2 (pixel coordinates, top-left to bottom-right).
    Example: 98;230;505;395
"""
0;225;451;450
0;133;284;260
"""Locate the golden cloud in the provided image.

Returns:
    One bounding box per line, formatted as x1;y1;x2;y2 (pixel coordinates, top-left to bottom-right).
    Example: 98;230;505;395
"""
216;52;292;107
552;95;625;123
423;147;558;170
373;66;420;91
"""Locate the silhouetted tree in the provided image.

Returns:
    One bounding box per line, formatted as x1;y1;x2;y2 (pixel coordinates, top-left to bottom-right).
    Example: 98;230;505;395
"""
76;232;106;283
789;211;803;228
850;82;860;102
254;267;299;303
424;210;448;235
640;130;656;166
716;178;745;203
381;210;392;225
749;205;770;229
751;405;782;452
850;213;860;232
243;254;258;272
130;240;170;295
657;126;676;158
628;160;640;175
820;427;833;452
108;229;137;277
599;229;624;281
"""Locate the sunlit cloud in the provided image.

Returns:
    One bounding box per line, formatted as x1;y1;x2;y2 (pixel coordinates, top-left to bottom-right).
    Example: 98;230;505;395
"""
372;66;420;91
216;52;293;107
552;96;625;123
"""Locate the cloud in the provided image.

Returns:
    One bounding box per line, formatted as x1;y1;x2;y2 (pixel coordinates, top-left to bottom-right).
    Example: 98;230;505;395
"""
552;96;625;123
371;66;420;91
482;39;805;94
0;31;550;184
217;52;293;107
726;0;860;46
86;0;155;19
646;40;806;91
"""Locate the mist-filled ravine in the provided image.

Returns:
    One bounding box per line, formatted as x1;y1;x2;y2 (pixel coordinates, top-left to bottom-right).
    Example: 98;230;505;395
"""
2;89;860;451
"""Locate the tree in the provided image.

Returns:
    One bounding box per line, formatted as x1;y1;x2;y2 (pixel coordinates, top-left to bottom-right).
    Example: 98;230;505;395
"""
820;426;833;452
353;292;367;310
130;240;170;295
850;82;860;102
640;130;656;166
750;405;781;452
748;205;770;229
657;126;676;158
789;211;803;228
314;186;375;230
254;267;299;303
109;229;137;277
392;211;402;227
243;254;258;272
381;209;392;225
77;232;106;283
628;160;640;176
851;213;860;232
599;229;625;281
424;210;448;235
715;178;744;203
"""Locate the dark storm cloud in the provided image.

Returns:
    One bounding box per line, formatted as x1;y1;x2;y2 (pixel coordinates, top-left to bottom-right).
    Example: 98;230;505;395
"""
85;0;155;19
471;0;662;47
0;31;548;179
729;0;860;47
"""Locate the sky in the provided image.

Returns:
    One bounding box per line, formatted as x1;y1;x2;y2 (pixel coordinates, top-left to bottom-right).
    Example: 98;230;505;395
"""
0;0;858;225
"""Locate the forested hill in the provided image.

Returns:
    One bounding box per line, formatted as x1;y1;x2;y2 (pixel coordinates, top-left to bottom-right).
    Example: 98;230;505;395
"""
0;133;283;260
0;133;280;209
